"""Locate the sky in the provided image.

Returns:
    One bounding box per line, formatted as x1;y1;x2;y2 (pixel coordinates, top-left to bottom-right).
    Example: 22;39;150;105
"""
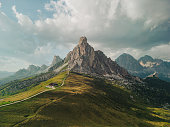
0;0;170;72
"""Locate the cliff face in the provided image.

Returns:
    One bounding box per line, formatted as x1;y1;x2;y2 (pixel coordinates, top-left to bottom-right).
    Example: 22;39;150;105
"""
65;37;133;80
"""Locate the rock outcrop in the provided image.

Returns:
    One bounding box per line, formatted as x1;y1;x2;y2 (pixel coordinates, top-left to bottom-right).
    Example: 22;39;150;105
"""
147;72;159;78
65;37;133;80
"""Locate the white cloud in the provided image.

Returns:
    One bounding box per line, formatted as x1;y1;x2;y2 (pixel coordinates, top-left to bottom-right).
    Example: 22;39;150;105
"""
121;0;170;29
45;0;71;15
11;1;170;62
148;43;170;60
12;5;33;29
12;0;170;46
33;0;170;46
91;41;170;61
31;43;70;65
34;43;53;55
0;2;2;8
121;0;143;20
0;56;31;72
89;42;143;60
37;9;41;13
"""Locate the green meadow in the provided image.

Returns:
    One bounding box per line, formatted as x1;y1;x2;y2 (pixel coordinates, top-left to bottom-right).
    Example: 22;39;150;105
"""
0;72;169;127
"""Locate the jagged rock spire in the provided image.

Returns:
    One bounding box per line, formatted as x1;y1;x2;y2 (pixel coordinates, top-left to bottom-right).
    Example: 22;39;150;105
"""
51;56;62;66
78;36;87;45
65;37;133;80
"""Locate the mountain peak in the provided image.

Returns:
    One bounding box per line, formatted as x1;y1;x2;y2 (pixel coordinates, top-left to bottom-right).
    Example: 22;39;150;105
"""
65;37;133;80
78;36;87;45
116;53;143;71
121;53;132;57
138;55;154;63
144;55;153;58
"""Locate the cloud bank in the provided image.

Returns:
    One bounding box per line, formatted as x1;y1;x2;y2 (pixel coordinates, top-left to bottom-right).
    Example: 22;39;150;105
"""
0;0;170;71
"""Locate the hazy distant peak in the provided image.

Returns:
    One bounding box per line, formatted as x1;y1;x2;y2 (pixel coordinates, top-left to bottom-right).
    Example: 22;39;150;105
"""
122;53;132;56
116;53;143;71
51;55;62;66
138;55;154;63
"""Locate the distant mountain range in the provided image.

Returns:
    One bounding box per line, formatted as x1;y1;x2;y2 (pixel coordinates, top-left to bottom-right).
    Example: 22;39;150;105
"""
0;71;14;79
116;53;170;82
1;43;169;86
0;56;63;85
0;65;47;85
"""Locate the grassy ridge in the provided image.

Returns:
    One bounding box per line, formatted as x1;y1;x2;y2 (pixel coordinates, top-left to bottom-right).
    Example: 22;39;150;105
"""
0;71;59;97
0;71;67;106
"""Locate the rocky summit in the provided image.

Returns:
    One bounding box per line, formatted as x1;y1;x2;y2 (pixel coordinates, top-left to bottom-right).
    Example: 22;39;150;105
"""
65;37;133;80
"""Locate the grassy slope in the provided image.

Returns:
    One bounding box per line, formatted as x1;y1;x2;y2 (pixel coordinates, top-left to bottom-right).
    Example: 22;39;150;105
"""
0;72;169;127
0;71;67;106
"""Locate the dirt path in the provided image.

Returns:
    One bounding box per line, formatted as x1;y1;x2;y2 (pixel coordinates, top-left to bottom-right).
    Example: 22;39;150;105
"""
0;89;51;108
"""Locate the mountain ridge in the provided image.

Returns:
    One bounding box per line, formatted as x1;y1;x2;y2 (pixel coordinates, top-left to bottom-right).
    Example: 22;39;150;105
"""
116;53;170;82
0;64;48;85
0;56;63;86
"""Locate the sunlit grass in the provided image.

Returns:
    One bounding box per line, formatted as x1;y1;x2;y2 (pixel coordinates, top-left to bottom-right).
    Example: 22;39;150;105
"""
145;107;170;127
60;72;93;94
0;71;67;105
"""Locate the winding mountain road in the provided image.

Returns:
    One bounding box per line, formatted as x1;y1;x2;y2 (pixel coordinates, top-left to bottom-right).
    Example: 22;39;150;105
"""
0;90;51;108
